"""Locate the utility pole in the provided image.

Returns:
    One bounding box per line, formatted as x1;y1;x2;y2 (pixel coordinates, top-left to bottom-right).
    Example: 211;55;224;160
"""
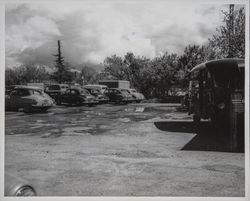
228;4;234;58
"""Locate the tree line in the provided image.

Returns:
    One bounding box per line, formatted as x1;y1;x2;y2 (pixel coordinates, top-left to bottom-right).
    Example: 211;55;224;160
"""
5;6;245;99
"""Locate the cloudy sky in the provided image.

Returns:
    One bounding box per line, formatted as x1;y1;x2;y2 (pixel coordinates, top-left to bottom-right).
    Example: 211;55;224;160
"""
5;2;233;70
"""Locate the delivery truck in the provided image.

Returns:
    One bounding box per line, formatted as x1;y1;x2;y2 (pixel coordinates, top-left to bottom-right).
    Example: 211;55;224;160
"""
99;80;130;89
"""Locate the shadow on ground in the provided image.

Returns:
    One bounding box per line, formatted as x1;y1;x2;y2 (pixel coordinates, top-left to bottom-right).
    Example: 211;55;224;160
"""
154;121;244;153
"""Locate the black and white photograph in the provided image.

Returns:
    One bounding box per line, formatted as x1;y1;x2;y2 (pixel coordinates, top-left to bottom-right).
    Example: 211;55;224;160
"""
1;0;249;199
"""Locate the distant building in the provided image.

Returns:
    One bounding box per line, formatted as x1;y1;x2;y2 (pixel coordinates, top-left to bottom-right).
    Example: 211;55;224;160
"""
99;80;130;89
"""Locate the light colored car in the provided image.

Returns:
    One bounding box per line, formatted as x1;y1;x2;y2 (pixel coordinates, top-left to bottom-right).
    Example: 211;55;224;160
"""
127;89;145;103
5;173;37;196
5;85;54;112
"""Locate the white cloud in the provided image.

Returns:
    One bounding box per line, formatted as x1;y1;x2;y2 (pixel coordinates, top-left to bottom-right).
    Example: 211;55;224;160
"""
5;2;233;69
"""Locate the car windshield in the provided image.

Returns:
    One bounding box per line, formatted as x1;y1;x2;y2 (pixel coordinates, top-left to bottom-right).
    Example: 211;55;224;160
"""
90;89;100;94
80;88;90;95
121;90;129;95
29;89;42;96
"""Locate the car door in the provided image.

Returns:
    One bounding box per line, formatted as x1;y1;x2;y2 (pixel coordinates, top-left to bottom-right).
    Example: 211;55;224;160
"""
107;89;116;101
69;89;80;104
60;89;70;103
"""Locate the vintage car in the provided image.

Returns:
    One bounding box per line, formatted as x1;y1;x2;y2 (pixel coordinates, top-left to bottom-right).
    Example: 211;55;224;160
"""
83;87;109;103
56;87;98;106
104;88;134;103
5;85;17;95
123;89;145;103
83;84;108;94
5;85;54;112
44;84;69;104
5;173;37;196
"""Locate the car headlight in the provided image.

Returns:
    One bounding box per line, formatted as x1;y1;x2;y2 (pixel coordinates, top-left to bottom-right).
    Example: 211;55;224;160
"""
218;102;225;110
15;185;37;196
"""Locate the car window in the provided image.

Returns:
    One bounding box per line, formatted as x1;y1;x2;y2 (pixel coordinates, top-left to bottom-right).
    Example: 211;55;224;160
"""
65;89;71;94
70;89;79;95
104;89;109;94
81;88;90;95
115;90;121;94
30;90;42;96
12;89;30;96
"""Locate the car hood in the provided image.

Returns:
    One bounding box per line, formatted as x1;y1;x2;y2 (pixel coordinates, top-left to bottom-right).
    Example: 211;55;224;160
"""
131;92;145;99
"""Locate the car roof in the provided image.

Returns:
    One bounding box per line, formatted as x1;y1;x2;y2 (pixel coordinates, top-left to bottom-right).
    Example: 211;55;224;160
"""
48;84;69;86
14;85;43;90
84;84;107;88
108;88;122;91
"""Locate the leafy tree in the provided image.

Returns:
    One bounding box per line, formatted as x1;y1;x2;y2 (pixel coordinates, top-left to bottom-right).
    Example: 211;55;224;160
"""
209;6;245;58
5;68;19;86
177;44;215;89
150;52;179;97
81;66;98;84
103;55;128;80
5;64;50;85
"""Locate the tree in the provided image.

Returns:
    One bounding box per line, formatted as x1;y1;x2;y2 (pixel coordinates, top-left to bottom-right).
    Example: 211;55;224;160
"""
103;55;128;80
52;40;73;83
5;64;50;85
81;66;98;84
5;68;19;86
149;52;179;97
177;44;214;89
209;6;245;58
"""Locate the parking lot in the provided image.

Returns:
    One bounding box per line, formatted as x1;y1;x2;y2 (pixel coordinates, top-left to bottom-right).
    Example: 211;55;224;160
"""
5;103;245;196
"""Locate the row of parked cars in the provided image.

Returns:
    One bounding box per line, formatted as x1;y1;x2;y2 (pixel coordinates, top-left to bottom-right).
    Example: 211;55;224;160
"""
5;84;145;112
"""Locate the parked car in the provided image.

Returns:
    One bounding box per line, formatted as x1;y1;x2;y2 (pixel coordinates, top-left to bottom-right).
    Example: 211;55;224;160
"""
104;88;134;103
5;173;37;196
83;84;108;94
57;88;98;106
84;87;109;103
5;86;54;112
44;84;69;104
122;89;145;103
6;85;18;95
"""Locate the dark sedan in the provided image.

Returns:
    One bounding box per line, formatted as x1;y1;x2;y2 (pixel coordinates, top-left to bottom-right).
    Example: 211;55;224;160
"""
84;88;109;104
57;88;98;106
104;88;134;104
